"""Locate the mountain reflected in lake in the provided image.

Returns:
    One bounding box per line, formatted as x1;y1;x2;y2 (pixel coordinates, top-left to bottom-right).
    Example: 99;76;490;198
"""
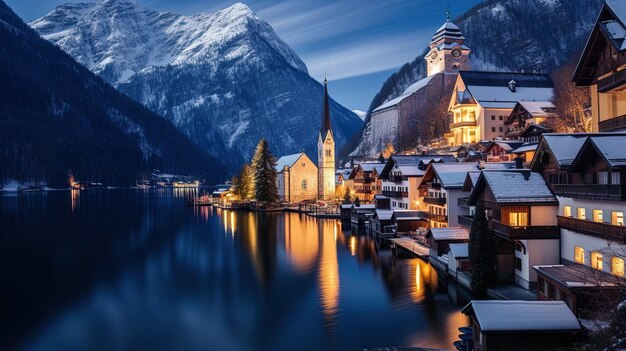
0;189;469;351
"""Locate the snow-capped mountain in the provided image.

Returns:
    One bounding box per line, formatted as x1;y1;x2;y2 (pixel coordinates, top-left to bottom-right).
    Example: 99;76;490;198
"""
31;0;363;164
352;110;367;121
0;1;223;186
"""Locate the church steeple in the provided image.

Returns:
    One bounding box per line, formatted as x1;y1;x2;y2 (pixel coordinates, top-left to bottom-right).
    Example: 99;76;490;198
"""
317;75;335;200
425;9;471;76
320;76;332;138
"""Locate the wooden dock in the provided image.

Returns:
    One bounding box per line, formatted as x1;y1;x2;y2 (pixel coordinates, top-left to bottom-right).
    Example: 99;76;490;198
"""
389;237;429;259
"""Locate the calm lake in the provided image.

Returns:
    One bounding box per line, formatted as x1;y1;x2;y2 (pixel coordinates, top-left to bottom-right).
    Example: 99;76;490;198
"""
0;189;470;351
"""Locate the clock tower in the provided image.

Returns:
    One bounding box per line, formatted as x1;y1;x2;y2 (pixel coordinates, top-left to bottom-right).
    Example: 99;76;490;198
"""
425;11;471;77
318;77;335;200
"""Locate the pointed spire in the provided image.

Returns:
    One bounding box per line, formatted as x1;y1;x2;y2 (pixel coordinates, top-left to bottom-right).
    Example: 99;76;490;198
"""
321;75;332;137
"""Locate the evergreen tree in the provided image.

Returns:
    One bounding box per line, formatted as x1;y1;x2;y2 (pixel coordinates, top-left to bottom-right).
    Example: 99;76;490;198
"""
232;175;242;199
469;201;496;296
378;153;385;163
251;139;278;203
240;163;255;200
342;187;352;204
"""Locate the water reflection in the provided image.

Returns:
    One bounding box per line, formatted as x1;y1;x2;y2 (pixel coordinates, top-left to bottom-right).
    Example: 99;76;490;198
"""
0;190;469;351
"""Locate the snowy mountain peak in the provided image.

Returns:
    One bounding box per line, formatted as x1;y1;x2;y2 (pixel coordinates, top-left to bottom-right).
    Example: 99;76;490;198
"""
30;1;308;85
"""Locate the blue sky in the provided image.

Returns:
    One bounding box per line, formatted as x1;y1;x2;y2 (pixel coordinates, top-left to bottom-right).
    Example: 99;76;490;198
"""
7;0;482;111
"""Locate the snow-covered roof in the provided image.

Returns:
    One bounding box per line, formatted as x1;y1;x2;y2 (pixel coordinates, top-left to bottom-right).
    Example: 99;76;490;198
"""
373;75;436;112
588;134;626;167
428;163;512;189
511;142;538;154
381;154;458;178
275;153;304;171
518;101;556;116
374;210;394;221
431;19;466;44
360;162;385;174
538;134;589;168
426;227;469;241
459;71;554;108
607;0;626;26
448;243;469;258
392;210;423;221
472;170;557;204
533;265;622;289
462;300;581;332
485;140;525;153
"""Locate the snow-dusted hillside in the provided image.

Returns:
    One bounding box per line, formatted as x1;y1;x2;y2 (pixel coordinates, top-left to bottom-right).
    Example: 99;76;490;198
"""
32;0;363;164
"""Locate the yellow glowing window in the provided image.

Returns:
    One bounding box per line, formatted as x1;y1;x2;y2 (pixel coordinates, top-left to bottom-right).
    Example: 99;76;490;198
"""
613;212;624;226
574;246;585;264
563;206;571;217
593;210;603;223
577;208;586;220
612;257;625;277
591;252;603;270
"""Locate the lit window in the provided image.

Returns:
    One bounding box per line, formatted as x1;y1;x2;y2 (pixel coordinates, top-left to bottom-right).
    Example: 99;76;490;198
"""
612;212;624;226
563;206;572;217
574;246;585;264
593;210;603;223
577;208;586;220
612;257;624;277
301;179;307;190
325;150;331;157
591;252;603;270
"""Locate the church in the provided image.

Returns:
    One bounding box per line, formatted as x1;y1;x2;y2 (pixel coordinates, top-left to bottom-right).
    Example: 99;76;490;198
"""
358;14;471;157
276;78;336;202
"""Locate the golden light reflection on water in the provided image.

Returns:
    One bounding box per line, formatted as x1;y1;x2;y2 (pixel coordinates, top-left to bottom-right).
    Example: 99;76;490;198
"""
349;236;357;256
70;189;79;213
284;214;319;272
318;219;340;319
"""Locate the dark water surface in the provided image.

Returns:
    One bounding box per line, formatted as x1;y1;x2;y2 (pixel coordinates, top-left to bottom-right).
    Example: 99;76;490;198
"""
0;189;470;351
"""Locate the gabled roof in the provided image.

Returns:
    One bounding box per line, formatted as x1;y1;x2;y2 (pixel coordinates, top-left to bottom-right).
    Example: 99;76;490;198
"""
448;243;469;258
517;101;557;116
511;142;538;155
275;153;307;171
373;209;394;221
461;300;581;332
380;154;458;178
426;227;469;241
530;134;590;170
574;0;626;85
373;74;437;113
519;123;553;138
421;162;513;189
570;134;626;170
468;170;557;205
392;210;423;221
458;71;554;109
484;140;525;153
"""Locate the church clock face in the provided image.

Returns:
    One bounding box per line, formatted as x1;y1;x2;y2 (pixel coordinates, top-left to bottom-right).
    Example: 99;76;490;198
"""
452;49;461;58
430;50;438;59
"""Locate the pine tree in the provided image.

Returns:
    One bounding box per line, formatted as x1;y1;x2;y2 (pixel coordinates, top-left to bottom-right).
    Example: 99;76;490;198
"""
232;175;242;199
342;187;352;204
469;201;496;296
240;163;255;200
251;139;278;203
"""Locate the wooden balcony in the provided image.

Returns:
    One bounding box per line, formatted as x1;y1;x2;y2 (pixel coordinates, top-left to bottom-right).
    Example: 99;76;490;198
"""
421;211;448;223
458;215;474;229
597;66;626;92
490;220;560;240
553;184;625;201
557;216;626;243
599;114;626;132
450;120;477;129
387;174;406;183
425;182;442;190
382;190;408;198
424;196;447;205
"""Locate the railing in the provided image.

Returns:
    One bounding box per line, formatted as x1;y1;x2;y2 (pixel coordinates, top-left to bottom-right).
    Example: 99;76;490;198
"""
382;190;408;198
458;197;470;208
388;174;406;183
421;212;448;223
557;216;626;243
490;220;560;240
458;215;474;228
599;114;626;132
553;184;625;201
598;66;626;92
424;197;447;205
425;182;442;190
449;120;477;129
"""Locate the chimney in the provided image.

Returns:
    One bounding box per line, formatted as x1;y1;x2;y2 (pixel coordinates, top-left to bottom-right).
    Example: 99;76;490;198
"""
508;80;517;92
515;157;524;169
478;160;485;170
